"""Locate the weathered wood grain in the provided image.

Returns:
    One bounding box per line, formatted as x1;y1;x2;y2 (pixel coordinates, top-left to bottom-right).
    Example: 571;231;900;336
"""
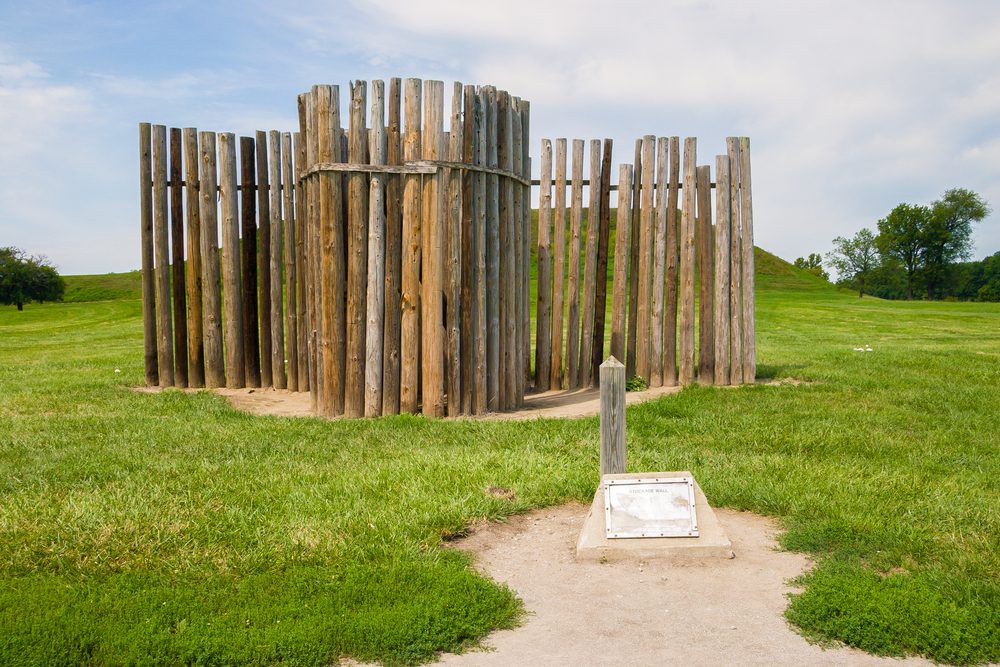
625;139;642;379
696;163;714;383
182;128;204;388
269;130;287;389
549;138;568;389
282;131;298;391
198;131;224;388
293;130;308;392
382;77;402;414
365;80;386;417
590;138;613;387
484;86;500;412
345;80;370;417
599;356;626;478
566;139;584;389
169;128;188;387
400;78;422;413
663;136;680;386
446;81;462;416
255;130;272;388
218;132;245;388
727;137;743;385
578;139;601;388
139;123;158;385
678;137;696;385
714;154;731;385
421;80;445;417
460;84;476;412
610;164;633;362
152;125;175;387
649;137;668;387
739;136;756;383
534;138;553;392
635;135;655;384
239;136;261;388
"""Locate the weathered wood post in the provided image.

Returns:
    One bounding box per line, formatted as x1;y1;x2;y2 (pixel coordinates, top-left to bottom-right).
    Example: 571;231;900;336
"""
600;356;626;478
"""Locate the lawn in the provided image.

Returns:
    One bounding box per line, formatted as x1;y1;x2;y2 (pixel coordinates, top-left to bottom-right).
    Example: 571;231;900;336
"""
0;253;998;665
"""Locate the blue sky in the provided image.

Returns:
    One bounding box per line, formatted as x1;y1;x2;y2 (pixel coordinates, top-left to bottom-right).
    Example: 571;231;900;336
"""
2;0;999;275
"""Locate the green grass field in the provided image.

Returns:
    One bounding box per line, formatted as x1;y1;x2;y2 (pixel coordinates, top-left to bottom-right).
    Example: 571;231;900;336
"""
1;251;998;665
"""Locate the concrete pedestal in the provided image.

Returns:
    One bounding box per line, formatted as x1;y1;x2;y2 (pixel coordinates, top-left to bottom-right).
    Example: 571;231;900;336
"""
576;471;735;562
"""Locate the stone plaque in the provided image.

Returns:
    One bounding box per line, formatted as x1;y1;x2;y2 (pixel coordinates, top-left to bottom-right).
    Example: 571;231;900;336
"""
604;476;699;538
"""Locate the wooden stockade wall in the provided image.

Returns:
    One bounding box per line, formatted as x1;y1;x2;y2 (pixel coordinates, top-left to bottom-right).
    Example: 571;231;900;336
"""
139;78;755;419
533;135;756;391
138;77;532;417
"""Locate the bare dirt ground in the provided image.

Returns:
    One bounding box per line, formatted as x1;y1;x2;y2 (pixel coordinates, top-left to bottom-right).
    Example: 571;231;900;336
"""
138;382;684;420
136;378;810;421
435;503;931;666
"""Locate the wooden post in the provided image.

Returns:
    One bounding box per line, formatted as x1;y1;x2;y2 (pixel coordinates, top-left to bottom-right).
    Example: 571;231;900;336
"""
294;131;309;392
649;137;668;388
635;135;655;384
549;138;568;390
182;128;205;388
421;80;445;417
460;84;477;413
282;131;298;391
219;132;245;388
566;139;584;389
625;139;642;380
446;82;463;416
590;138;613;387
383;77;403;414
520;102;531;395
152;125;175;387
198;131;224;388
578;139;601;388
610;164;633;361
365;80;387;417
663;136;680;386
239;136;261;388
474;88;488;413
139;123;158;386
714;154;731;386
346;80;370;417
169;128;188;388
696;164;714;383
318;84;347;416
599;356;626;478
739;137;756;383
678;137;696;385
727;137;743;385
534;138;553;392
297;96;313;400
484;86;500;412
497;91;517;409
269;130;287;389
400;78;422;414
511;98;524;405
255;131;273;388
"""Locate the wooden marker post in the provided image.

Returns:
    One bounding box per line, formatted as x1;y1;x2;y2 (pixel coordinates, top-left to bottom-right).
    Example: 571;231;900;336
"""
600;356;626;478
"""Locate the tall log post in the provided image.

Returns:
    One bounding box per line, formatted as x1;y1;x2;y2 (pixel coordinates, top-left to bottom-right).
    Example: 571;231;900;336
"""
152;125;175;387
239;136;261;388
169;128;188;387
198;132;225;388
365;80;387;416
696;164;714;382
534;138;553;392
400;78;423;413
182;128;205;388
139;123;158;386
345;80;370;417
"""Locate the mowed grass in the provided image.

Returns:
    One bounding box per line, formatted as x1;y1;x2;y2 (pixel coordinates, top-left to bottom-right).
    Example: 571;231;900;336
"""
1;254;999;665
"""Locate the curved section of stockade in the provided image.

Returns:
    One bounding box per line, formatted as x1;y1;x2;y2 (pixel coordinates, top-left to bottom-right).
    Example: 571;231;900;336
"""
139;78;532;417
138;77;755;418
535;134;756;391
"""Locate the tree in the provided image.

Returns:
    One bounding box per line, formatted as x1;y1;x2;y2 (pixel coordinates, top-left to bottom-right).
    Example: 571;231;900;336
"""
922;188;990;299
0;247;65;311
875;203;928;300
793;253;830;280
826;228;879;297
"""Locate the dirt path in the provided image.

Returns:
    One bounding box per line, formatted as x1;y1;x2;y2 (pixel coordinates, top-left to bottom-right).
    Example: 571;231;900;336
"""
436;504;931;666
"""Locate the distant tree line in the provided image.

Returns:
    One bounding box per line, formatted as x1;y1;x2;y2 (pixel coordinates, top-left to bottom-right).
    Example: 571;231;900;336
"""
813;188;995;300
0;247;65;310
